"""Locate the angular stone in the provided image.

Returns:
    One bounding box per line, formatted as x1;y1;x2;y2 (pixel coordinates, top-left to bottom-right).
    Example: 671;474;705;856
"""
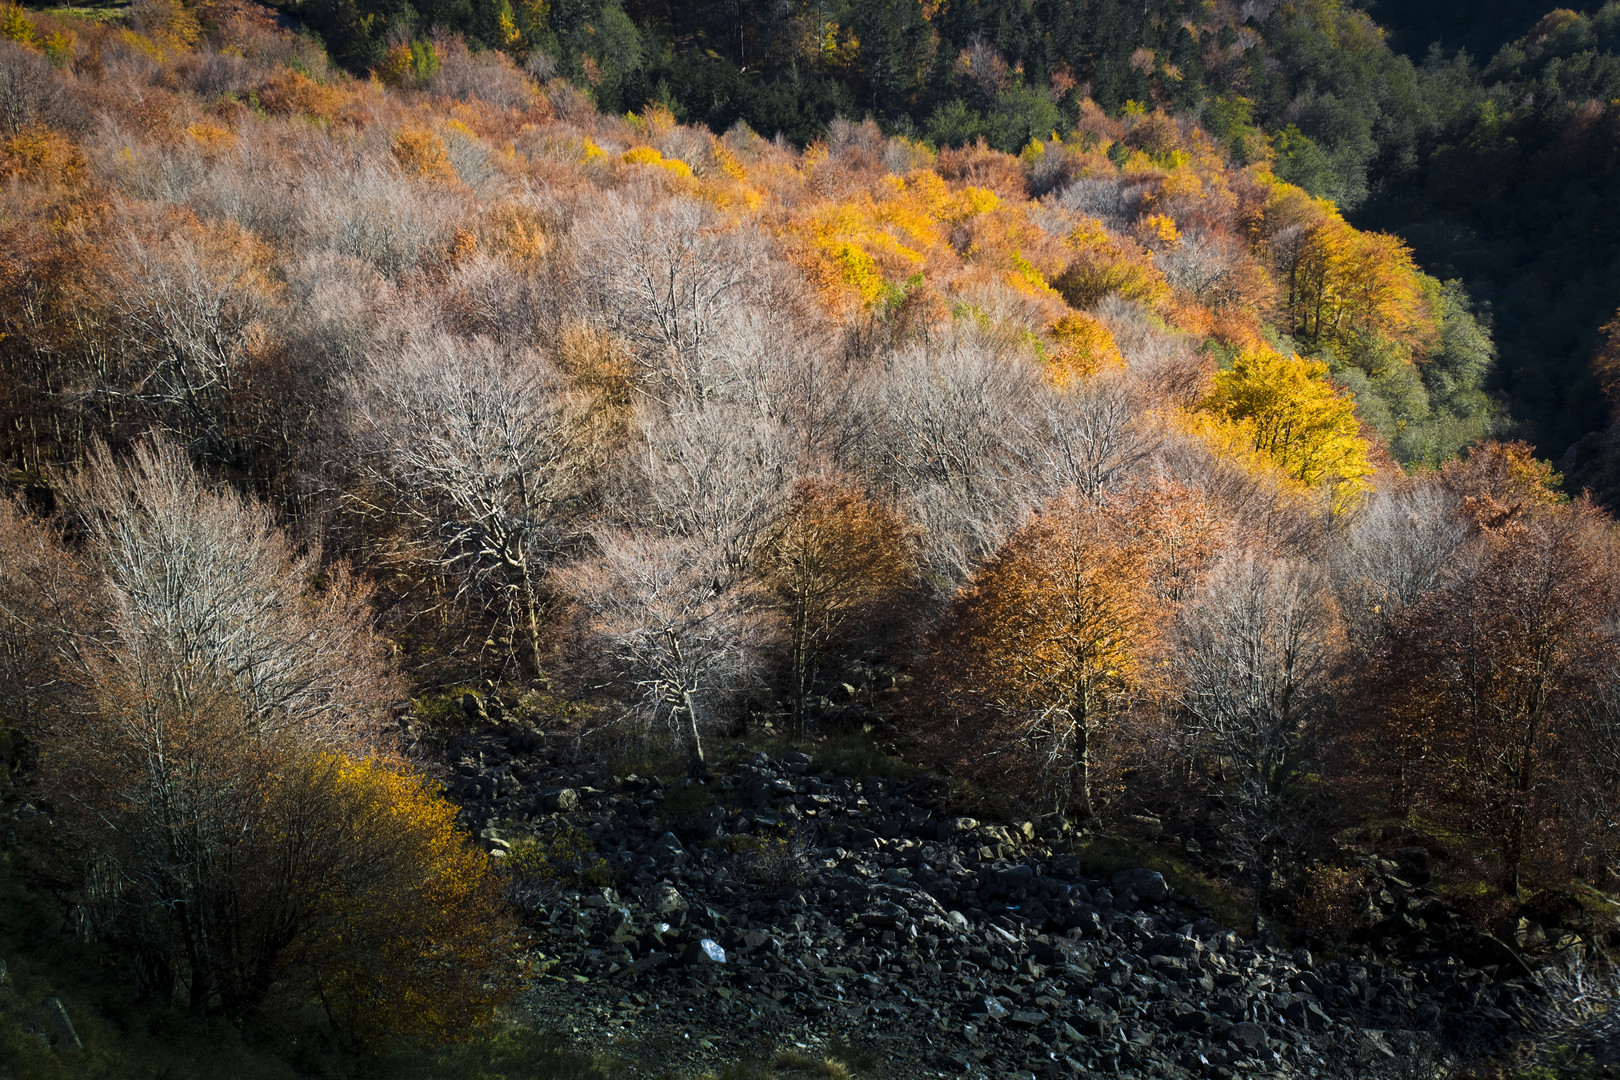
41;997;81;1051
626;951;672;976
858;902;910;930
1111;868;1171;905
541;787;578;812
649;885;688;914
1172;1008;1211;1031
936;817;979;841
683;938;726;965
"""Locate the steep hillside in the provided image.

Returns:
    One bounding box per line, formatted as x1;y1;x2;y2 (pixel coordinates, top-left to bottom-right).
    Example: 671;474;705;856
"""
239;0;1620;465
5;5;1620;1080
1369;0;1607;57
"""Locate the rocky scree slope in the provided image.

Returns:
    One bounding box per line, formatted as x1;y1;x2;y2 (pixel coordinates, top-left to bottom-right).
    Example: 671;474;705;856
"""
440;717;1559;1079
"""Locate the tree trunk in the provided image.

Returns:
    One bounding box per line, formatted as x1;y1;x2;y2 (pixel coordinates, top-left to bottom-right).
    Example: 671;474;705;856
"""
681;689;707;778
1074;711;1094;821
520;562;544;678
789;601;811;742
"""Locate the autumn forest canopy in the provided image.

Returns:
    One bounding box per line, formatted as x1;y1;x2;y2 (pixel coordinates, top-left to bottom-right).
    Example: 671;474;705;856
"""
6;0;1620;1071
252;0;1620;470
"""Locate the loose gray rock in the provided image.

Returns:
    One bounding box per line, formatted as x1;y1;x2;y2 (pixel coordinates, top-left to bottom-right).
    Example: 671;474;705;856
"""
649;884;688;914
683;939;726;965
1111;867;1171;905
497;743;1521;1079
42;997;81;1051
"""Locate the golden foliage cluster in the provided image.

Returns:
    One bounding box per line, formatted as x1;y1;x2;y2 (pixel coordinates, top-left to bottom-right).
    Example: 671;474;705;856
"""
1044;311;1124;387
304;754;511;1050
1199;347;1374;498
393;125;458;181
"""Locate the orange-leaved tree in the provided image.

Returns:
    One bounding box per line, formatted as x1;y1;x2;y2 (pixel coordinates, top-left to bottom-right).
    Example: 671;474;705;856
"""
295;753;511;1050
763;478;915;739
925;491;1166;818
1358;445;1620;893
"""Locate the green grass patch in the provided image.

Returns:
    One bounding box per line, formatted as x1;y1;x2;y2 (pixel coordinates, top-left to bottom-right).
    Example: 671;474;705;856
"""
1068;832;1255;930
1432;876;1492;903
32;2;128;22
806;728;919;783
1569;880;1620;924
696;1044;872;1079
411;685;481;729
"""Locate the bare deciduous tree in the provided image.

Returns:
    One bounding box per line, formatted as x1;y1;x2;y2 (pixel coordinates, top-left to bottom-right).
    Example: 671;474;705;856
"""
63;439;391;741
1040;371;1158;504
103;219;281;460
631;402;798;577
860;337;1048;588
560;398;797;770
556;531;777;775
572;192;768;397
340;333;590;672
0;39;79;134
1333;480;1472;649
21;438;394;1014
1174;553;1341;887
306;163;464;279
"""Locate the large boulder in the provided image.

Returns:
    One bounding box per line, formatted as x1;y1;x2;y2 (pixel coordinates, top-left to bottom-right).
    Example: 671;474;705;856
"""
649;884;689;914
1111;868;1171;906
42;997;82;1052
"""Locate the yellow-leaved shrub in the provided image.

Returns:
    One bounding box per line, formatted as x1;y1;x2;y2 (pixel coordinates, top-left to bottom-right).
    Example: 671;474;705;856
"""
297;754;512;1051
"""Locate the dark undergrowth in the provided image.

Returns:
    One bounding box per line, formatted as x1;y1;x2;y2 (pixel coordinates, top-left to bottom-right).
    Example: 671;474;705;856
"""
0;844;622;1080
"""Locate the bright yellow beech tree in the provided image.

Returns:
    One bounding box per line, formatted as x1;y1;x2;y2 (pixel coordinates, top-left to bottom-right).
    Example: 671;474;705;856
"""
622;144;694;177
783;170;1063;309
1202;347;1374;494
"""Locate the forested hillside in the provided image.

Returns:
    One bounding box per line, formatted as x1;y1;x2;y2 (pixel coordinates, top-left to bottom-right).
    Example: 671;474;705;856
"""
5;1;1620;1077
244;0;1620;472
1370;0;1606;56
